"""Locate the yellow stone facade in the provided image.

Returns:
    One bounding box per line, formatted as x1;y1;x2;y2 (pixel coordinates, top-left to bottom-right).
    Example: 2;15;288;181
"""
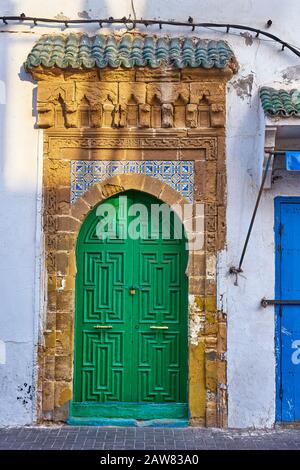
28;62;235;426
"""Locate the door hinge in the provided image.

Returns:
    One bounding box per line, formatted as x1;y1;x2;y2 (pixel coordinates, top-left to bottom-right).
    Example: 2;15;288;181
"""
279;386;283;400
279;223;283;236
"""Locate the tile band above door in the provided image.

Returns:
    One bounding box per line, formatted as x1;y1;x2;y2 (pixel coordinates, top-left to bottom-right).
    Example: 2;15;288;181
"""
71;160;194;204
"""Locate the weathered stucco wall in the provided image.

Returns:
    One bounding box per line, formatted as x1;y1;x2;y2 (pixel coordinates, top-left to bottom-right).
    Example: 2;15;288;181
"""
0;28;41;425
0;0;299;427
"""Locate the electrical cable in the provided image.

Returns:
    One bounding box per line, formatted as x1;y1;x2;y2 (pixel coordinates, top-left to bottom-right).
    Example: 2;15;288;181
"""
0;14;299;58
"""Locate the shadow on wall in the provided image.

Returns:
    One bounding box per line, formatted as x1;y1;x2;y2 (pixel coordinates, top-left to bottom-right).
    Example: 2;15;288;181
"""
0;0;41;427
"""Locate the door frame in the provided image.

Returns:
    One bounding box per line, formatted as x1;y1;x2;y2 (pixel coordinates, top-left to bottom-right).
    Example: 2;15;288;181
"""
39;166;228;426
274;196;300;422
70;189;189;425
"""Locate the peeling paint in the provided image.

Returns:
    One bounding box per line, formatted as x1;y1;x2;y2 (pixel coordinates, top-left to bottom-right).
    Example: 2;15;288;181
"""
206;390;216;400
17;383;34;408
54;12;70;21
240;32;254;46
78;10;92;19
218;383;227;390
231;74;254;100
206;254;216;280
220;352;227;361
58;278;66;291
189;295;205;346
282;65;300;83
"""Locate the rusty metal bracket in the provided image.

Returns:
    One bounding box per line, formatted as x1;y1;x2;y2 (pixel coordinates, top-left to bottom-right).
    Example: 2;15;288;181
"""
261;298;300;308
229;151;273;284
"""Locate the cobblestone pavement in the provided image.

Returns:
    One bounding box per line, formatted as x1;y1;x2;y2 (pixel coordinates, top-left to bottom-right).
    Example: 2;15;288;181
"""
0;426;300;450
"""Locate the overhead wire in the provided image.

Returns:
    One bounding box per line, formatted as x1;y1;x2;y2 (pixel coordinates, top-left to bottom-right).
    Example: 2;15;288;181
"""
0;15;299;58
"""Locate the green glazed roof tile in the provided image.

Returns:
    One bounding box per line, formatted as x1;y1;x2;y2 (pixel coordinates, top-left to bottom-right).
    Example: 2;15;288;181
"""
260;87;300;117
25;33;235;70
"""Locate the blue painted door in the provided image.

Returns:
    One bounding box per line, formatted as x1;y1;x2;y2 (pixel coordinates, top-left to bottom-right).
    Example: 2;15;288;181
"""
276;198;300;422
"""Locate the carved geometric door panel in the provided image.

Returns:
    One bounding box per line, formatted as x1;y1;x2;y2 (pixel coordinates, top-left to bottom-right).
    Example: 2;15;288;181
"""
74;190;188;408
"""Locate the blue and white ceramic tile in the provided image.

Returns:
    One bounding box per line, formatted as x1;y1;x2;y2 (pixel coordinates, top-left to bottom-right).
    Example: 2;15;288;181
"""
71;161;194;203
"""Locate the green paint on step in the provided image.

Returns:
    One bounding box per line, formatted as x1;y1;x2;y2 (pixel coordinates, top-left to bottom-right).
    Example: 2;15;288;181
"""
67;416;188;428
69;401;188;420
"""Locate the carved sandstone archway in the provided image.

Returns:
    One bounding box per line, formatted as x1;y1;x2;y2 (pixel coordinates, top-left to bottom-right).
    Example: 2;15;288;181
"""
42;173;222;426
28;33;235;427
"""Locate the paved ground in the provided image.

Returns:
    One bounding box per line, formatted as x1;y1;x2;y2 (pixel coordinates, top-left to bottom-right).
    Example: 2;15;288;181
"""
0;426;300;450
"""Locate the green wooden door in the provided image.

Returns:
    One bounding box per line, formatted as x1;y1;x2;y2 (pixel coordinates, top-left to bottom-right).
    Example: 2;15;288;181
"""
72;190;188;421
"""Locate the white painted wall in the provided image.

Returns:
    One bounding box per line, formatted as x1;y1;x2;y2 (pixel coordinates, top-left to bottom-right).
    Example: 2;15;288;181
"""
0;0;299;426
